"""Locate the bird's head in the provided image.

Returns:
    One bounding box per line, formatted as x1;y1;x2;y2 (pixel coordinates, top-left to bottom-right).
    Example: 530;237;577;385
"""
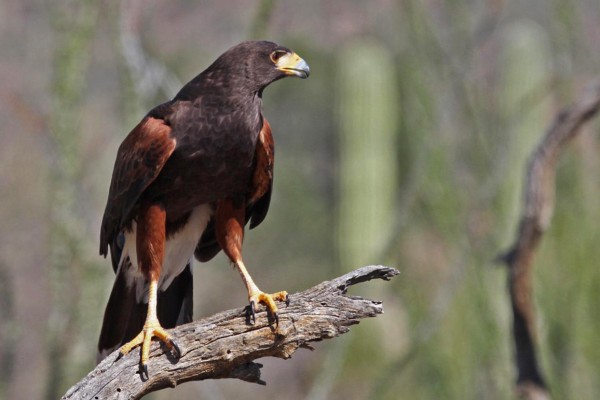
205;41;310;94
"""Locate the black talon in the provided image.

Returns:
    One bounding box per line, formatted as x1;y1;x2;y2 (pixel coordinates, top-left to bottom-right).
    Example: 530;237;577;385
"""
285;294;290;307
244;305;251;324
170;340;181;358
265;307;279;328
116;351;124;361
245;301;257;325
140;363;149;380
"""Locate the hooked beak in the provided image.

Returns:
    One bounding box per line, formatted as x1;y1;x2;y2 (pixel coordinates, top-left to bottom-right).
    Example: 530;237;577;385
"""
276;52;310;79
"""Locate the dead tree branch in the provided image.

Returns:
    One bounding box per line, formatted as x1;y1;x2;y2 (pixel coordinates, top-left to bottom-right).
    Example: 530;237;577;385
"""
62;265;398;400
498;79;600;399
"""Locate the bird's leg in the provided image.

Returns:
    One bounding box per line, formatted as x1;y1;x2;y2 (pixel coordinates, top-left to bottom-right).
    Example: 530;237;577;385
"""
118;279;180;375
216;199;288;326
118;203;180;378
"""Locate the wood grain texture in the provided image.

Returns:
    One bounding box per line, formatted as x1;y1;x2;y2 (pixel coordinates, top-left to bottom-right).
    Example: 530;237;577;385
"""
63;265;398;400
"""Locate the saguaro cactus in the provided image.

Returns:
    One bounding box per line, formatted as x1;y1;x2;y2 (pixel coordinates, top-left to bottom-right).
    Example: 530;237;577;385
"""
498;21;552;240
336;39;399;270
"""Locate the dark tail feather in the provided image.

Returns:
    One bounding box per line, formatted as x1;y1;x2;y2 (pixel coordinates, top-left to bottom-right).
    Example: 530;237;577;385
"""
97;258;136;363
157;264;194;328
97;261;194;363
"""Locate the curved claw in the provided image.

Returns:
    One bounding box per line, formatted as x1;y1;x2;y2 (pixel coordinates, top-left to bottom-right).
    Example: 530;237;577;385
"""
170;339;181;358
250;300;257;324
245;301;257;325
285;294;290;307
140;363;149;380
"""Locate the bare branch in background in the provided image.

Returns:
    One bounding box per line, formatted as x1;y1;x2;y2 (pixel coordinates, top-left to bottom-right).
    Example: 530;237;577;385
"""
498;78;600;400
62;266;398;400
119;0;182;100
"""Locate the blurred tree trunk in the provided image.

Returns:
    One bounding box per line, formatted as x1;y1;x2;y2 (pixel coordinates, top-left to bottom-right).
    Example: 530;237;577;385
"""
46;1;98;398
336;39;399;271
308;39;399;400
498;21;552;244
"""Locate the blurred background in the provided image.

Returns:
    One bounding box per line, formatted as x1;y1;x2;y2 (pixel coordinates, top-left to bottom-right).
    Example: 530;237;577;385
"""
1;0;600;399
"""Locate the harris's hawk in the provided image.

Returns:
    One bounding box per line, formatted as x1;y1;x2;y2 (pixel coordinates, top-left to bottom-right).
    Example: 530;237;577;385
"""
97;41;309;376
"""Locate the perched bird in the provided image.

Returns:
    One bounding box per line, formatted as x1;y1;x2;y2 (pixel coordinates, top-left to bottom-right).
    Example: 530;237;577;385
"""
97;41;309;376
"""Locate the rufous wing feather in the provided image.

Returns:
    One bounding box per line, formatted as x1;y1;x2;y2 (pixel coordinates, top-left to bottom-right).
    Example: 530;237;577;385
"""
100;116;176;260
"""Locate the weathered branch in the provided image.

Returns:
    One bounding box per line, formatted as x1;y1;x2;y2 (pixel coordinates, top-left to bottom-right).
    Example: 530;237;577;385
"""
498;79;600;399
62;265;398;399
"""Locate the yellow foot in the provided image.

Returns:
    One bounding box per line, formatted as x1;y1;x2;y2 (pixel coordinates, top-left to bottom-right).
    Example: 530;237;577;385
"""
117;319;181;379
246;290;289;326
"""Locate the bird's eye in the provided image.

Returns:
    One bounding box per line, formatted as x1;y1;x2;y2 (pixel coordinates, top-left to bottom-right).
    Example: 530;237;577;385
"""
270;50;288;63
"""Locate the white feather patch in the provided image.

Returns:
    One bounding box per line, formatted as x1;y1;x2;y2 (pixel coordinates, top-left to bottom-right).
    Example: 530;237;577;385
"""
118;204;213;303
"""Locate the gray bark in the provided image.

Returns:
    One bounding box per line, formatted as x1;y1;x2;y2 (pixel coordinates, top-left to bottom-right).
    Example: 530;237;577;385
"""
62;265;398;400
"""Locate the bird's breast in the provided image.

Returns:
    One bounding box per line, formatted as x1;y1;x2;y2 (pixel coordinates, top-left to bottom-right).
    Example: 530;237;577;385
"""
143;109;261;219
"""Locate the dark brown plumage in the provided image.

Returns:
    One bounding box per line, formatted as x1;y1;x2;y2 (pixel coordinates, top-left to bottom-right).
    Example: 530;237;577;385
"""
97;41;309;375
